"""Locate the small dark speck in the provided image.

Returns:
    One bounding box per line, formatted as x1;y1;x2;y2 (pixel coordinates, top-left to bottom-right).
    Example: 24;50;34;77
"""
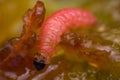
33;59;46;70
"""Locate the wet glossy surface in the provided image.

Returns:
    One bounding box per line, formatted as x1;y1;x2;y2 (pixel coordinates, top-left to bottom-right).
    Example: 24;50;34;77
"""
0;0;120;80
0;28;120;80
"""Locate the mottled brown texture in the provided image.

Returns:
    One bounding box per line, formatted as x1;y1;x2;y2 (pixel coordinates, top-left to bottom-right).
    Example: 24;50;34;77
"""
0;1;45;70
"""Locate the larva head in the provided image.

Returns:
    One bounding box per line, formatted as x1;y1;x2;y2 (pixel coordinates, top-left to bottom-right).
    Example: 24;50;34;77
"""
33;53;46;70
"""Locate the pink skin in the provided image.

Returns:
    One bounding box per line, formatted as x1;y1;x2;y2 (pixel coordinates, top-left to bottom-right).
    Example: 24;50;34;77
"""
36;8;97;63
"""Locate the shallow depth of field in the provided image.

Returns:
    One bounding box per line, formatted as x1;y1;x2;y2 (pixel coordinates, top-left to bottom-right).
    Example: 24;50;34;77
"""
0;0;120;80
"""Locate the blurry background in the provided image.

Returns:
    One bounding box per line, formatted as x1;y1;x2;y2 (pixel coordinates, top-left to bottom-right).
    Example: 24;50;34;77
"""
0;0;120;45
0;0;120;80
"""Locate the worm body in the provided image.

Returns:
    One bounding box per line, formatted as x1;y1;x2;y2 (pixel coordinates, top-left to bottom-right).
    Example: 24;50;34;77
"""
34;8;97;70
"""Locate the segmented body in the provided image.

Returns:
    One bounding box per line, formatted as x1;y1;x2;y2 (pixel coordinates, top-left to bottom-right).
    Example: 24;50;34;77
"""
37;8;96;63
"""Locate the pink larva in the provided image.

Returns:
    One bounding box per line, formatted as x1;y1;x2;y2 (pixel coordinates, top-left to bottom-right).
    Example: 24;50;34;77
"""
34;8;97;70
